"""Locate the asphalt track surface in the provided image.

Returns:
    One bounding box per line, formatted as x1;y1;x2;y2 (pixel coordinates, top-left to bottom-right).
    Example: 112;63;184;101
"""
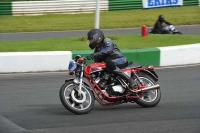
0;25;200;40
0;64;200;133
0;25;200;133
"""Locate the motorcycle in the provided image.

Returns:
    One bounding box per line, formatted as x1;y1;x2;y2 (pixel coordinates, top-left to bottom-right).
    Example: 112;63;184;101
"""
59;55;161;115
149;25;182;34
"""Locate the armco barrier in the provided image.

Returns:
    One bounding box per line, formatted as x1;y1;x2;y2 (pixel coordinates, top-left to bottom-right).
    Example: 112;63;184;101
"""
0;0;109;16
0;43;200;73
0;2;12;15
108;0;142;11
183;0;199;6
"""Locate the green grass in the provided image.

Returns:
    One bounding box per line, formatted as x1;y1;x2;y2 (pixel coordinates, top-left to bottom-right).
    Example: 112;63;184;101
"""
0;6;200;33
1;34;200;52
0;6;200;52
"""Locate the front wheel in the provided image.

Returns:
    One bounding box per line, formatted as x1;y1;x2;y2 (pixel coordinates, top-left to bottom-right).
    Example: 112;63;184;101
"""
172;30;182;34
133;73;161;107
59;80;95;115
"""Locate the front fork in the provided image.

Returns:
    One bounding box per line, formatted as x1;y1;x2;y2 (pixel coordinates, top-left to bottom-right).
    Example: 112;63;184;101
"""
77;63;84;96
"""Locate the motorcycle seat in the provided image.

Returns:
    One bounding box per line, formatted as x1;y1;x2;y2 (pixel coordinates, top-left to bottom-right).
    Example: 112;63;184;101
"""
122;62;142;69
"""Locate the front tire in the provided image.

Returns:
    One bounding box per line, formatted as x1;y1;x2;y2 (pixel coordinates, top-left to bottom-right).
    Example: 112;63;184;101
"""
133;73;161;107
59;80;95;115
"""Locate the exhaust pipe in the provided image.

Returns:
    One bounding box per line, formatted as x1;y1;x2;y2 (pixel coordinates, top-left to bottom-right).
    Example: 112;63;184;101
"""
133;84;160;93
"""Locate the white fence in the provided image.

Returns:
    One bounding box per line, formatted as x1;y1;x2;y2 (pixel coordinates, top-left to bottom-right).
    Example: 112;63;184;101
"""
12;0;109;16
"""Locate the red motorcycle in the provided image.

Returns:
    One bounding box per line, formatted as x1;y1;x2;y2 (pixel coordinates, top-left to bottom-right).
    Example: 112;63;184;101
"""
59;55;161;115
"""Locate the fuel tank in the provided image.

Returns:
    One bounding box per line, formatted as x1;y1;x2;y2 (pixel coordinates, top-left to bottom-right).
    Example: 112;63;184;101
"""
84;62;106;74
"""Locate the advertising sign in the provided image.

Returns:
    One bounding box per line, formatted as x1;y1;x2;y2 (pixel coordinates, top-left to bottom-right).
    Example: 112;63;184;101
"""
142;0;183;8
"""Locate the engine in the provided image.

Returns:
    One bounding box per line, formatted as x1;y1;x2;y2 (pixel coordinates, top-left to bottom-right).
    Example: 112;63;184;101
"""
90;71;126;96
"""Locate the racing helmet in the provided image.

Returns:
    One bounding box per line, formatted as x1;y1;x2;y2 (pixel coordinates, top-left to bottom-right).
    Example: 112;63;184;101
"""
87;29;104;49
158;14;165;22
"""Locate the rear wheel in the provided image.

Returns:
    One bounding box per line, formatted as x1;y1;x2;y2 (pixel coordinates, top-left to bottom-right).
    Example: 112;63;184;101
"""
59;80;94;115
133;73;161;107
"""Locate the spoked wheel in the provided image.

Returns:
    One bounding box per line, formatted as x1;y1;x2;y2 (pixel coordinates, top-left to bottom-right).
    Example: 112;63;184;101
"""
59;80;94;115
133;73;161;107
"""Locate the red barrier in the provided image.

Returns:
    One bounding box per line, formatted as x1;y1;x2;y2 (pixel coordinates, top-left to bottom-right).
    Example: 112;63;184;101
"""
141;25;147;37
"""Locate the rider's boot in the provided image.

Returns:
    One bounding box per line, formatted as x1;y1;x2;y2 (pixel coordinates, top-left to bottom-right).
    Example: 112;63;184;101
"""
112;67;136;89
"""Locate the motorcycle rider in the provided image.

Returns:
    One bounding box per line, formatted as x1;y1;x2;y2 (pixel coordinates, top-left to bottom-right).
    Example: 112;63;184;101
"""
152;14;172;34
85;28;136;89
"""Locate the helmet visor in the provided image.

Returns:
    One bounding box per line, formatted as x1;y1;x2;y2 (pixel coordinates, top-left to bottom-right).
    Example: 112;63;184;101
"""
86;38;96;49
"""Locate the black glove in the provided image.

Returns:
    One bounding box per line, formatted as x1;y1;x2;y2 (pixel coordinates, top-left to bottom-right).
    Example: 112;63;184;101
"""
75;54;81;62
85;54;94;60
93;52;99;59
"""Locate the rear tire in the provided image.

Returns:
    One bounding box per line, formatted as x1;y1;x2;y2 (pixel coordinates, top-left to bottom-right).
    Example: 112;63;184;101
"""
59;81;95;115
133;73;161;107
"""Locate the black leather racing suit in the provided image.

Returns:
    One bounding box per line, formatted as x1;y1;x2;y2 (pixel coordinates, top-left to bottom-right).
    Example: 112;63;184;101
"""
153;19;172;34
92;38;136;89
93;38;127;69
